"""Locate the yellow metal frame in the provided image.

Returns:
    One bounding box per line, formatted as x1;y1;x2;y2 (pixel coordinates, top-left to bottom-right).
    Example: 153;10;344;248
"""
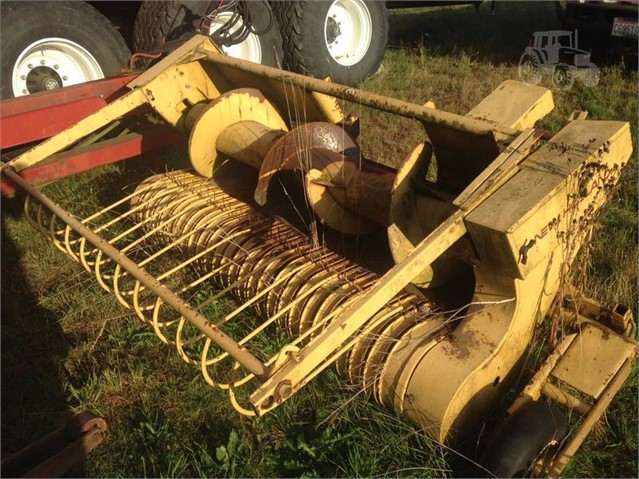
510;295;637;478
3;34;635;466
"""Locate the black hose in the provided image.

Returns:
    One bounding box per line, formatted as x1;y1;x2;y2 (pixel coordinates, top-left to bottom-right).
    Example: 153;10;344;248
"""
202;0;273;48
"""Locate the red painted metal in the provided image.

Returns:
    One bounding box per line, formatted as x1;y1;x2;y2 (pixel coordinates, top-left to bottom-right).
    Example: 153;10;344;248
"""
0;75;135;116
0;75;137;149
1;127;183;196
1;97;109;149
0;73;188;196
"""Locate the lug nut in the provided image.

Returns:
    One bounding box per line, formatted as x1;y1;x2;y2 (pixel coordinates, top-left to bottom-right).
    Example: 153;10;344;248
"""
63;76;68;81
20;75;26;80
27;63;33;69
40;59;45;65
22;89;27;94
54;64;59;70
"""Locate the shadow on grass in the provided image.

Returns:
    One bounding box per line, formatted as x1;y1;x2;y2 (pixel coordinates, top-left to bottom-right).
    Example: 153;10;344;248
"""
0;150;189;476
1;196;83;477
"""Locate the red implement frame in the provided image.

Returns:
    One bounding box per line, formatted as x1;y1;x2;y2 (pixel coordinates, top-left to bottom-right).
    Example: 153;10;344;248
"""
0;75;183;194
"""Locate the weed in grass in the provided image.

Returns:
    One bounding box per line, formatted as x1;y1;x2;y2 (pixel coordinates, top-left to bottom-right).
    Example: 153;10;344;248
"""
68;371;105;413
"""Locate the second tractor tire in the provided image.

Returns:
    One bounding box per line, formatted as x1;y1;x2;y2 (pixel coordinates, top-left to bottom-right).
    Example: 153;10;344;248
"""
274;0;388;85
133;0;283;68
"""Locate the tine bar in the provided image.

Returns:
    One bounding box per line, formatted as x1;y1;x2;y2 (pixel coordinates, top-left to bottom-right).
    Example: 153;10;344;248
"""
2;167;271;381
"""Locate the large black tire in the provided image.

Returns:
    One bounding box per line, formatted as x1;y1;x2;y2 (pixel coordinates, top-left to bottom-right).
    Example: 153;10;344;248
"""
479;401;568;478
274;0;388;86
133;1;284;68
0;1;131;99
133;1;211;53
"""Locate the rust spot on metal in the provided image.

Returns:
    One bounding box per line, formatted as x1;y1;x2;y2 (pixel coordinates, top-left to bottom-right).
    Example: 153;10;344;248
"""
446;329;496;361
255;122;359;205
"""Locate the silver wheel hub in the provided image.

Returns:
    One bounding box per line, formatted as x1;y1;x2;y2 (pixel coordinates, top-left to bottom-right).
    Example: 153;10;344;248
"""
324;0;373;67
12;37;104;97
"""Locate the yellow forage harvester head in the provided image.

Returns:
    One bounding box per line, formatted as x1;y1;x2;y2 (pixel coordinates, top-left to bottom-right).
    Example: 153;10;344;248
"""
5;34;635;477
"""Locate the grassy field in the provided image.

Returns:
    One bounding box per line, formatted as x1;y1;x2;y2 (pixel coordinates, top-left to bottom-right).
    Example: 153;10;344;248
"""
1;1;637;477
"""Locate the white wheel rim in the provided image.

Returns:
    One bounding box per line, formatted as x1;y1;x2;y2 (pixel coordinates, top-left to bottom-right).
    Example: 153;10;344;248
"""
12;37;104;97
325;0;372;67
206;12;262;64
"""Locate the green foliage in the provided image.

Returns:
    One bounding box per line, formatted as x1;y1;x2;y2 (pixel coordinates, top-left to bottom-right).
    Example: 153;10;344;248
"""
273;424;347;477
215;430;243;476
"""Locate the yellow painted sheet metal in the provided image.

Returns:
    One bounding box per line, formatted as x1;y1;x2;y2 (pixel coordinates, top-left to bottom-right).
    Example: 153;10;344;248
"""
551;323;637;400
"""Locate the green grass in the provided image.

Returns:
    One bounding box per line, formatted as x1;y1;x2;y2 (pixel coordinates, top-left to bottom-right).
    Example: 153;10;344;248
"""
2;1;637;478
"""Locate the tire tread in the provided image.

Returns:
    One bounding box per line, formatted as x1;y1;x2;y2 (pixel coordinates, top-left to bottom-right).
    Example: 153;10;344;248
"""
272;0;387;85
0;1;131;98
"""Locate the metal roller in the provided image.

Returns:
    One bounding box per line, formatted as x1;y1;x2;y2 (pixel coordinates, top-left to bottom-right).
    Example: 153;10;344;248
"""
23;169;450;408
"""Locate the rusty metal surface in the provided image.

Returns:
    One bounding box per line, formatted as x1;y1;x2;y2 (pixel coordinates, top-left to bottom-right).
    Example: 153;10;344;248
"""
255;122;360;205
253;121;394;230
1;411;107;478
198;47;518;139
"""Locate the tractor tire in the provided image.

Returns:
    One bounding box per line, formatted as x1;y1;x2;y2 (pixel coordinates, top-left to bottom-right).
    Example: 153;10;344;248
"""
479;401;568;478
552;63;575;91
273;0;388;86
133;1;283;67
518;51;542;85
0;1;131;99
